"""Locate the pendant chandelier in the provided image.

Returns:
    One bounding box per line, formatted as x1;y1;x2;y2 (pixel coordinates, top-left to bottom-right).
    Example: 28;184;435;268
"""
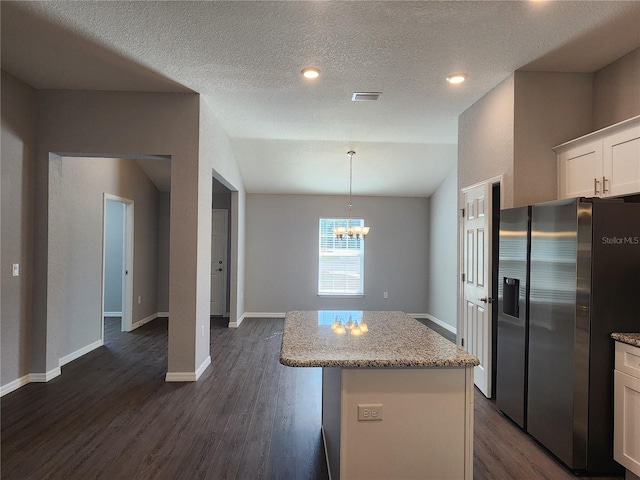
333;150;370;240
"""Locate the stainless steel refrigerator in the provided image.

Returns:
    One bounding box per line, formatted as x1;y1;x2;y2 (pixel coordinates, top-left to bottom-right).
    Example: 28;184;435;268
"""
496;197;640;474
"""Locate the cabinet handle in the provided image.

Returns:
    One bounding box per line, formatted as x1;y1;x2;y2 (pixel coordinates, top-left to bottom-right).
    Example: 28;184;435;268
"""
603;176;609;194
594;178;600;195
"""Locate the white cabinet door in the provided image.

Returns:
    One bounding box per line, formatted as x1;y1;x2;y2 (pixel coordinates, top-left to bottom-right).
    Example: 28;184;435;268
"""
614;369;640;476
556;117;640;200
603;123;640;197
558;140;603;198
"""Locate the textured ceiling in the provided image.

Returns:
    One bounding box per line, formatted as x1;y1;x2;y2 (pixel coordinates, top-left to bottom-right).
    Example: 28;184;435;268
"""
2;1;639;196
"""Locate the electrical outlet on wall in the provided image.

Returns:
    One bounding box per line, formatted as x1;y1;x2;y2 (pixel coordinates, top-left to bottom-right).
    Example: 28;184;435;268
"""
137;296;141;304
357;404;383;421
383;291;388;299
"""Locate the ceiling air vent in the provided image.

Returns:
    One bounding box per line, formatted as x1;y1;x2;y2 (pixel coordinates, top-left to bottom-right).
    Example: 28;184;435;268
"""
351;92;382;101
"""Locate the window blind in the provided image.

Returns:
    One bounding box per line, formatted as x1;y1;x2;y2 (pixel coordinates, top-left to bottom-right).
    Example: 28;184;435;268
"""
318;218;364;295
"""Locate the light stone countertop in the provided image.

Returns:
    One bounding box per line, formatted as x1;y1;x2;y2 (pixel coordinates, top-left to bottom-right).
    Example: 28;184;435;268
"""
611;333;640;348
280;310;479;368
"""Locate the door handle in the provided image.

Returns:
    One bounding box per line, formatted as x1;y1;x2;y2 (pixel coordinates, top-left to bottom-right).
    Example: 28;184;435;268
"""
602;176;609;194
478;297;494;304
594;178;600;195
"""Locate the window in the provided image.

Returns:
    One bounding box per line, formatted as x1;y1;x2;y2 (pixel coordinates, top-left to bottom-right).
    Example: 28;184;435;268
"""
318;218;364;296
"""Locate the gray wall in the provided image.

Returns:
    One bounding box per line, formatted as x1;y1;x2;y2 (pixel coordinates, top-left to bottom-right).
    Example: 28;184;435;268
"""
55;157;159;358
199;100;247;333
35;90;210;377
513;72;593;206
427;169;458;329
157;192;170;313
245;194;429;314
458;75;515;206
104;199;125;314
1;71;36;385
593;48;640;130
459;50;640;210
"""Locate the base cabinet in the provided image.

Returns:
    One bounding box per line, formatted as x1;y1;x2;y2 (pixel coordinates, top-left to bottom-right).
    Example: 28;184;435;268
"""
322;366;475;480
614;342;640;477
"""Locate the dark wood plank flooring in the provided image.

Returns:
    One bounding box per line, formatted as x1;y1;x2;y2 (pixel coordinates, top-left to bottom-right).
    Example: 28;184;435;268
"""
1;318;623;480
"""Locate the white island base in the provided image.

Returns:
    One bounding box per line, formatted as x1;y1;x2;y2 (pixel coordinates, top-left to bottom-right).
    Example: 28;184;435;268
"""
322;366;474;480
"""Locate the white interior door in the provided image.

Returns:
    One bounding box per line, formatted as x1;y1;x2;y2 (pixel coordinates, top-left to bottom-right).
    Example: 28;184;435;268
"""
102;194;134;336
462;182;493;398
210;209;228;316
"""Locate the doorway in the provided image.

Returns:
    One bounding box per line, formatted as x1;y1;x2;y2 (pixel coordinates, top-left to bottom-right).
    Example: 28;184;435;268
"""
211;176;232;318
210;209;228;316
102;194;134;338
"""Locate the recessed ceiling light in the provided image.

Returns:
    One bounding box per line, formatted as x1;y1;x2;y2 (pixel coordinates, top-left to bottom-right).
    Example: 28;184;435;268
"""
446;73;467;84
301;67;320;79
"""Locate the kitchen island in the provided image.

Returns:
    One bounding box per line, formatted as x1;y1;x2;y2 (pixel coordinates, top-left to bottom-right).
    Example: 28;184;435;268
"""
280;311;479;480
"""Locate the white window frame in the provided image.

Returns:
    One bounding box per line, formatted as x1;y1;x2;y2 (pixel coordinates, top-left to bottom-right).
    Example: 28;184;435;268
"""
318;218;365;297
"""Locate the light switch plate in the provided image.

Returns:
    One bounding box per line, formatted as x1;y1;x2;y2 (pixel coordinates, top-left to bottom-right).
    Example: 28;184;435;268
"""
357;404;383;421
12;264;19;277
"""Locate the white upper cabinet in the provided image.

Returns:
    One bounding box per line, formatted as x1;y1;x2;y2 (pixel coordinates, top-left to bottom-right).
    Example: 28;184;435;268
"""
555;116;640;199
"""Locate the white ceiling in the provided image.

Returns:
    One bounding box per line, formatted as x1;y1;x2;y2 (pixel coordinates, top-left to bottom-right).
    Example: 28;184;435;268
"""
2;1;639;196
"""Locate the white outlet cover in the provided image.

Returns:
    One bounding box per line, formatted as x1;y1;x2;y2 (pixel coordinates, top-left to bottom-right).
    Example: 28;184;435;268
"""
357;404;383;421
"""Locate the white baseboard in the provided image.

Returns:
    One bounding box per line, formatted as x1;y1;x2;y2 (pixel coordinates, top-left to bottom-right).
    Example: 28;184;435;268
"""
228;313;246;328
229;311;285;328
195;355;211;380
243;312;286;318
157;311;169;318
1;374;32;397
131;312;161;330
31;367;61;383
165;355;211;382
420;313;457;334
239;312;286;326
2;367;62;397
59;339;103;367
103;311;122;317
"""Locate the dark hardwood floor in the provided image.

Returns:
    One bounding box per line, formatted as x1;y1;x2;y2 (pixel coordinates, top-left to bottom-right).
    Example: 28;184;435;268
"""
1;318;623;480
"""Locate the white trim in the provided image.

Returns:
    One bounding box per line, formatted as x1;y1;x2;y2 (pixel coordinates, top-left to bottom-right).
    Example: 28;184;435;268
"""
552;114;640;152
242;312;286;318
195;356;211;380
131;312;160;330
157;311;169;318
228;313;245;328
31;367;61;383
1;374;32;397
59;339;103;367
422;314;457;334
165;356;211;382
165;372;196;382
103;311;122;317
230;312;286;328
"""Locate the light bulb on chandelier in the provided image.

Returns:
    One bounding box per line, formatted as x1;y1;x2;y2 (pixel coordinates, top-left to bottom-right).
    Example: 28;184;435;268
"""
333;150;371;240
